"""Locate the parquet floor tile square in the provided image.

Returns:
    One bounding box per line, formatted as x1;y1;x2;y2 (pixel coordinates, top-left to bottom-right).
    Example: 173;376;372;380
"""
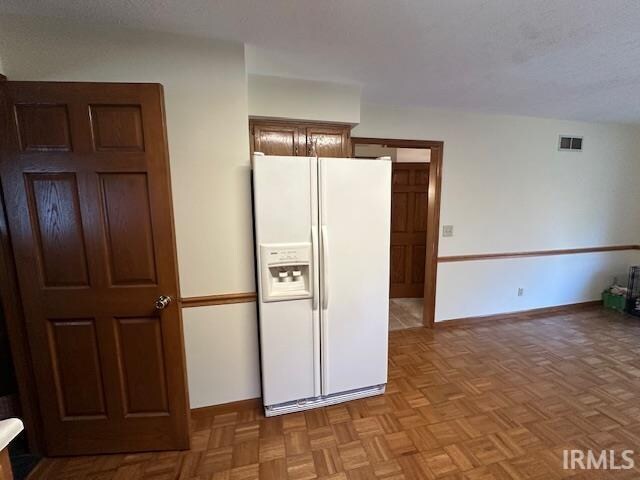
313;446;343;477
371;458;404;479
235;422;261;443
385;431;419;457
344;465;377;480
407;426;439;452
338;441;370;471
259;458;287;480
31;307;640;479
258;436;286;463
353;417;386;439
310;426;339;451
459;435;510;466
463;463;512;480
498;452;562;480
361;436;394;464
229;463;260;480
428;420;471;447
419;449;458;477
285;430;312;456
286;452;317;480
318;473;348;480
232;440;260;468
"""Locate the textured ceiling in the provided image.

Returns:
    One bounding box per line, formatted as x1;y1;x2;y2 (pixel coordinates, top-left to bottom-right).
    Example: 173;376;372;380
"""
2;0;640;123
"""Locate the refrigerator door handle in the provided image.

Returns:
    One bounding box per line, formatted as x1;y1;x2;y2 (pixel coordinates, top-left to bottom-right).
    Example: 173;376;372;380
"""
321;225;329;310
311;226;319;310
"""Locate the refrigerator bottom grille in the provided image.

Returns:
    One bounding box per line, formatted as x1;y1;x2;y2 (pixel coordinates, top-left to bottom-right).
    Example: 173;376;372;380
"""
264;384;386;417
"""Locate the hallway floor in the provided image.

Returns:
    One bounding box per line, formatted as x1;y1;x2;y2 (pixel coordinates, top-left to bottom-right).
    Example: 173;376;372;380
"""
30;306;640;479
389;298;423;330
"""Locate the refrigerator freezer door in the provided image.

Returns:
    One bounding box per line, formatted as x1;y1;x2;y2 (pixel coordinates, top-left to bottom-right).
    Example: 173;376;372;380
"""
319;157;391;396
253;155;321;406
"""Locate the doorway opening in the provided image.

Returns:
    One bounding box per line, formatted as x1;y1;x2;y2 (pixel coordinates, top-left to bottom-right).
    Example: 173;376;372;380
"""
352;138;443;328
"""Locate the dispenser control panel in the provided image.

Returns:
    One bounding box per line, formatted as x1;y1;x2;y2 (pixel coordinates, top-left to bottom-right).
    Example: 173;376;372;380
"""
260;243;312;302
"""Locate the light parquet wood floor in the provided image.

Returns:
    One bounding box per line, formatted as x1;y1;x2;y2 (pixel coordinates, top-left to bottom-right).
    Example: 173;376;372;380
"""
31;307;640;479
389;299;423;331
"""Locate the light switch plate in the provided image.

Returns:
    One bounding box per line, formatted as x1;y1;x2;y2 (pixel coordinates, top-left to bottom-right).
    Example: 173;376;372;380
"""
442;225;454;237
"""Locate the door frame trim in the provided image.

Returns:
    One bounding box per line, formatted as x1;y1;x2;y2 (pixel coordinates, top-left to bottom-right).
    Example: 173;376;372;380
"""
0;80;44;453
351;137;443;328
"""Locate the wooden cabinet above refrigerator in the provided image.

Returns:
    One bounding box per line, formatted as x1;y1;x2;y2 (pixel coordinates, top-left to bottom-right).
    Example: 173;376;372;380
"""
250;119;351;157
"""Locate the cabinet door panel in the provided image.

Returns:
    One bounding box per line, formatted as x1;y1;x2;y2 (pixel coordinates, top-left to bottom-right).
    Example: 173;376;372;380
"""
253;124;302;156
306;126;350;157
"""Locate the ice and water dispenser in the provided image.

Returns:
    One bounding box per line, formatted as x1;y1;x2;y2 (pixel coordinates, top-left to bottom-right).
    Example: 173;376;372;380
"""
260;243;312;302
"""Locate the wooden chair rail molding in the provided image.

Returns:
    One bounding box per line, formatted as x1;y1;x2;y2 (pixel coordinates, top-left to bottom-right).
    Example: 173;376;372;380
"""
179;245;639;307
438;244;640;263
180;292;257;308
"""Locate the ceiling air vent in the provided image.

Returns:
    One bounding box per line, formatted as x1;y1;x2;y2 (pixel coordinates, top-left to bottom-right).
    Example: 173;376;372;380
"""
558;135;583;152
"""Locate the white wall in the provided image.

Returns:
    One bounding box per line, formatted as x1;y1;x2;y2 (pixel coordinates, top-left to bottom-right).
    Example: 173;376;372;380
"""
0;15;261;407
354;103;640;320
354;145;431;162
248;74;361;124
437;251;637;320
396;148;430;163
181;303;260;407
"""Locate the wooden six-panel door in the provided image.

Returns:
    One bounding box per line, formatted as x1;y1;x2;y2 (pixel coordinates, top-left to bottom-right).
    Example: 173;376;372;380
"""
389;163;429;298
0;82;190;455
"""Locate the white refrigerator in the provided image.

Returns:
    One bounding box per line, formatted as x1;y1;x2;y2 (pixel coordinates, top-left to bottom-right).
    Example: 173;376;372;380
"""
252;153;391;416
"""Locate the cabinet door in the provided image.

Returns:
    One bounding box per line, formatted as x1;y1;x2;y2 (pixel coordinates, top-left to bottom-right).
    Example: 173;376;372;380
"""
306;126;350;157
253;124;304;156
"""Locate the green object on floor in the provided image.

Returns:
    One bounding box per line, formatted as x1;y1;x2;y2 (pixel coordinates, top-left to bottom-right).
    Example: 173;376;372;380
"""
602;290;626;312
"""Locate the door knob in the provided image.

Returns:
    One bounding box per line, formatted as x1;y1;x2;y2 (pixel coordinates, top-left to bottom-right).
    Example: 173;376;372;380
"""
155;295;172;310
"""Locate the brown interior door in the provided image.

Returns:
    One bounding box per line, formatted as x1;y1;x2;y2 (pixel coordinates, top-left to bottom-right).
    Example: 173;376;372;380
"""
389;162;430;298
253;123;303;156
0;81;190;455
306;125;350;157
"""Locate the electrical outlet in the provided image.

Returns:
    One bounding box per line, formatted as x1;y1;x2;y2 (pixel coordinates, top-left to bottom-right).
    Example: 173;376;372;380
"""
442;225;454;237
517;287;524;296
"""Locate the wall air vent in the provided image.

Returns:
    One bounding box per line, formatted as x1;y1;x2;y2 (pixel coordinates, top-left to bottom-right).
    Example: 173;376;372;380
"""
558;135;583;152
